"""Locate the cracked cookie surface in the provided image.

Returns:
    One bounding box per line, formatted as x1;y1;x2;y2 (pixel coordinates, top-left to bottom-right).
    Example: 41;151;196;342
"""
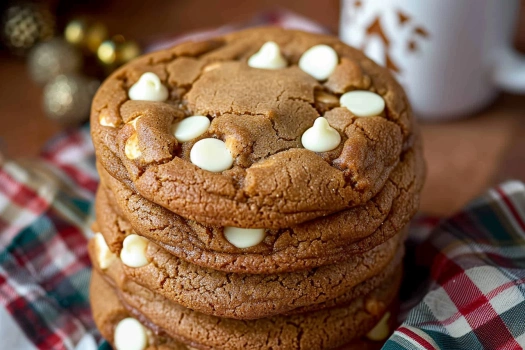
91;27;418;228
89;226;403;319
91;266;399;350
96;142;421;273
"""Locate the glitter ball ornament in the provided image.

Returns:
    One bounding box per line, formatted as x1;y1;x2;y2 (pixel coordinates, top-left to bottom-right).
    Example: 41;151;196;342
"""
43;74;99;125
1;2;55;56
28;38;82;85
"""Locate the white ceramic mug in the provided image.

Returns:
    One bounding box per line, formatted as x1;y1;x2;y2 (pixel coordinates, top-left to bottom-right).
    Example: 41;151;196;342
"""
340;0;525;120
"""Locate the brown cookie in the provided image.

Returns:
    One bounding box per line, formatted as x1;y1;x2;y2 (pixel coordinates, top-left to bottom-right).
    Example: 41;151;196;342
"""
91;266;400;350
90;269;188;350
96;140;422;274
91;27;418;229
89;225;403;319
90;214;403;318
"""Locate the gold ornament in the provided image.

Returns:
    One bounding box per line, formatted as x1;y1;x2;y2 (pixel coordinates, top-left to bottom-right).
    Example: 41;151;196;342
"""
97;35;141;68
118;40;141;64
97;38;117;65
64;19;83;45
43;74;100;125
1;2;55;56
86;22;108;54
28;38;82;85
64;19;108;54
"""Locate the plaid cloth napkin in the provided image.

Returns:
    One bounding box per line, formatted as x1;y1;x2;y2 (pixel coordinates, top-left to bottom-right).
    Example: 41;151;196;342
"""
0;126;97;350
2;12;525;350
388;183;525;350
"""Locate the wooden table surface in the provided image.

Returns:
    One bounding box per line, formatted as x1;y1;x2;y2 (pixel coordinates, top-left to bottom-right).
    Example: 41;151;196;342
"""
0;0;524;217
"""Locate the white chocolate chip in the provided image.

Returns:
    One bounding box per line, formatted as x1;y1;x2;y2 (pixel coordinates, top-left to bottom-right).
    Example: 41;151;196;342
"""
248;41;287;70
203;62;223;73
93;233;116;270
99;116;116;127
366;312;391;341
128;116;141;129
172;116;210;142
299;45;338;81
190;138;233;172
301;117;341;152
128;72;168;101
120;234;149;268
124;133;141;160
99;110;117;127
114;317;148;350
224;227;265;248
340;91;385;117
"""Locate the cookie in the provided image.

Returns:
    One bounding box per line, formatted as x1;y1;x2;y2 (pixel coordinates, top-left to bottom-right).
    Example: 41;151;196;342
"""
90;27;419;229
90;268;188;350
96;141;422;274
90;215;403;317
89;224;403;319
91;266;400;349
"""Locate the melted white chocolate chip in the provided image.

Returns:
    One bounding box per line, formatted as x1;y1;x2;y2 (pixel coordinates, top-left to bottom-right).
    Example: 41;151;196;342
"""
203;61;223;73
93;233;116;270
173;116;210;142
224;227;265;248
114;317;148;350
340;91;385;117
99;110;117;127
366;312;391;341
301;117;341;152
99;116;116;127
190;138;233;172
248;41;287;70
120;234;149;268
299;45;338;81
128;72;168;101
128;116;141;129
124;133;141;160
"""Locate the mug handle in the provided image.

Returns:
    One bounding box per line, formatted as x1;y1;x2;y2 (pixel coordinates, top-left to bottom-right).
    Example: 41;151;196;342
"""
492;48;525;93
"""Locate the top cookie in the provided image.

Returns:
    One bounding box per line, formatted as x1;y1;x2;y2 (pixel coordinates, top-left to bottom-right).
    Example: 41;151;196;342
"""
91;27;414;228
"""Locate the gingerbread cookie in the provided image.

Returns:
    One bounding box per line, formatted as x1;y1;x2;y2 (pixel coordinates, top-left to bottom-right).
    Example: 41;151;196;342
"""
90;214;404;316
91;27;419;229
96;143;422;273
91;266;400;349
90;269;188;350
89;226;403;319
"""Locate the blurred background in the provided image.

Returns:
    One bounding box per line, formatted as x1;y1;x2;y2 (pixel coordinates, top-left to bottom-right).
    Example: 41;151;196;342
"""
0;0;524;216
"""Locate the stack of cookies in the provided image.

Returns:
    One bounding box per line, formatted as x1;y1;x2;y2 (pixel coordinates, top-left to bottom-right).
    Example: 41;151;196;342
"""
89;28;425;350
